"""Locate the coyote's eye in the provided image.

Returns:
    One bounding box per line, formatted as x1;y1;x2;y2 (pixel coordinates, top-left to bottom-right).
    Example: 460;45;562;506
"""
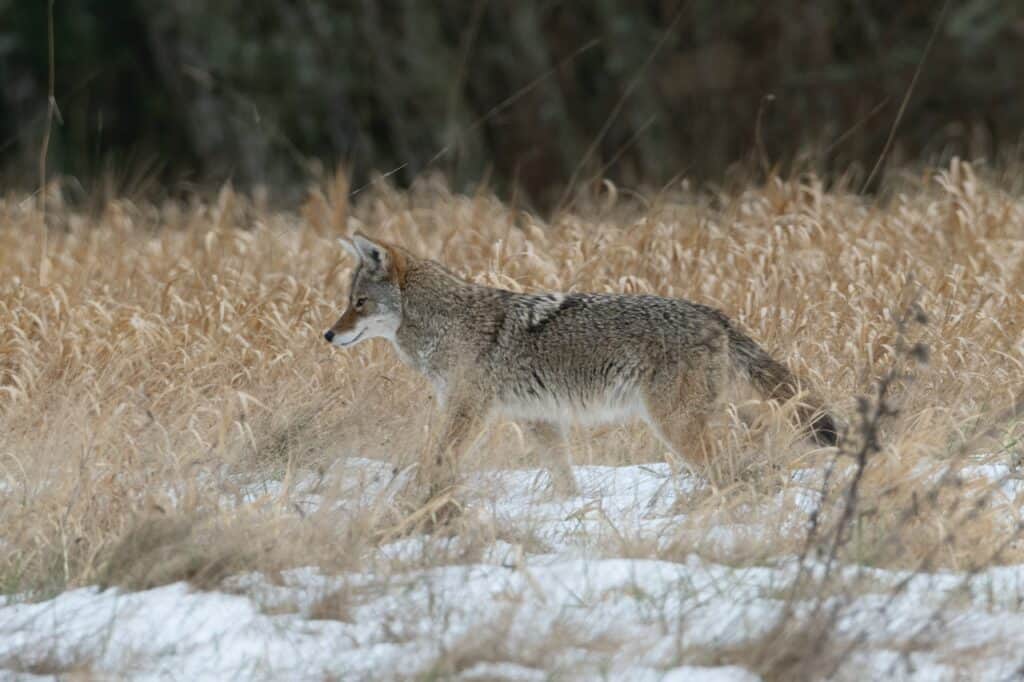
355;297;368;309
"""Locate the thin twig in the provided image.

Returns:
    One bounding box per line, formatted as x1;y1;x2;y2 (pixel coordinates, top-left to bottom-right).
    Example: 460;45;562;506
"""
860;0;951;193
349;37;602;199
555;1;690;214
755;94;776;178
38;0;57;284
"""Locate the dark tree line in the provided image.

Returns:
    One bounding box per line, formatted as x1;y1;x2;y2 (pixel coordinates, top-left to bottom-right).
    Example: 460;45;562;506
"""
1;1;1021;205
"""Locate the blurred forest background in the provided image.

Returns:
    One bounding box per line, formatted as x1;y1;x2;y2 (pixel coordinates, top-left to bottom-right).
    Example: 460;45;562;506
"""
1;0;1022;207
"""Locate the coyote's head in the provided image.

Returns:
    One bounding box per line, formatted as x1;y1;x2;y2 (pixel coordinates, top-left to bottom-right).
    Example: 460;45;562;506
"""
324;233;406;348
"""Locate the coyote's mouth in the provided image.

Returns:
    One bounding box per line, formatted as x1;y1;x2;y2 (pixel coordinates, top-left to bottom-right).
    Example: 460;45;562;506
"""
337;329;365;347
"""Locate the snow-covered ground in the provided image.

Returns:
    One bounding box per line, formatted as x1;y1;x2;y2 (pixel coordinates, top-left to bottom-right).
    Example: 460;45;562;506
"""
2;457;1024;680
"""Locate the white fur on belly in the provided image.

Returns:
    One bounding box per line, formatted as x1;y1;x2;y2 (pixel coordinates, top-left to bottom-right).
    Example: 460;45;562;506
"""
496;394;646;426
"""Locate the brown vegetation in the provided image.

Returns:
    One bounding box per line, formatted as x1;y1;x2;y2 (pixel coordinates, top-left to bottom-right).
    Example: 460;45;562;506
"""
1;163;1023;675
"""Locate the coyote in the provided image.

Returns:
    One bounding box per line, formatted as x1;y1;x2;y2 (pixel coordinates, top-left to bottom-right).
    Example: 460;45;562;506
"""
325;233;838;495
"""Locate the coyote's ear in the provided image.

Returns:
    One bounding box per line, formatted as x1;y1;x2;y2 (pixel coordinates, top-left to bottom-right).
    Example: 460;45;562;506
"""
350;232;406;285
351;232;391;272
338;236;360;260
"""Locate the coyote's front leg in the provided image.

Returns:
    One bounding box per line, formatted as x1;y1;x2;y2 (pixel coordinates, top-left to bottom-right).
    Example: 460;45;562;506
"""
419;385;491;497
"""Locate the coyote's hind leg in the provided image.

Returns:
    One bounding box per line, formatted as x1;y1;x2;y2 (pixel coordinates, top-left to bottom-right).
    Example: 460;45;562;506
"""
641;358;724;473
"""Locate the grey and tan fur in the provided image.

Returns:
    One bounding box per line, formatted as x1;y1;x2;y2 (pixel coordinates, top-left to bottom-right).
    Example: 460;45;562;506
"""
325;233;838;495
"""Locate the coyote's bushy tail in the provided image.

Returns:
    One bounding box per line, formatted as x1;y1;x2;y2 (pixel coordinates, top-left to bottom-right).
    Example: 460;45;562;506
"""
726;325;839;446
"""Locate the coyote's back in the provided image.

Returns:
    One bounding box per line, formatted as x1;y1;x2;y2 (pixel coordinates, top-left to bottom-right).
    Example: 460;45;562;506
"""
478;290;837;445
325;233;838;494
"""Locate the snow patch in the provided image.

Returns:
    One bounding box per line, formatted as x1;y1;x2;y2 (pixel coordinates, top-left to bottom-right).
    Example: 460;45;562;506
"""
3;455;1024;679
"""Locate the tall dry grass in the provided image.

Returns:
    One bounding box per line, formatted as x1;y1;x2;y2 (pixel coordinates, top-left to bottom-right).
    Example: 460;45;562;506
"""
1;161;1023;605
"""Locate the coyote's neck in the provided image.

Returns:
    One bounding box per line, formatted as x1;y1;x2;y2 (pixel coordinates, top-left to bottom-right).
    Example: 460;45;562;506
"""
390;262;477;378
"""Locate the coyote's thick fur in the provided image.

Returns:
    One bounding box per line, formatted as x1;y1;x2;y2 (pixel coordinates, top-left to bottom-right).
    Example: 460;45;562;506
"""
325;234;838;494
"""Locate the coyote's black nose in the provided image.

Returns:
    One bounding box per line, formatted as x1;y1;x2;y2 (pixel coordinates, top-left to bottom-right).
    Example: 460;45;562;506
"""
324;330;335;342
